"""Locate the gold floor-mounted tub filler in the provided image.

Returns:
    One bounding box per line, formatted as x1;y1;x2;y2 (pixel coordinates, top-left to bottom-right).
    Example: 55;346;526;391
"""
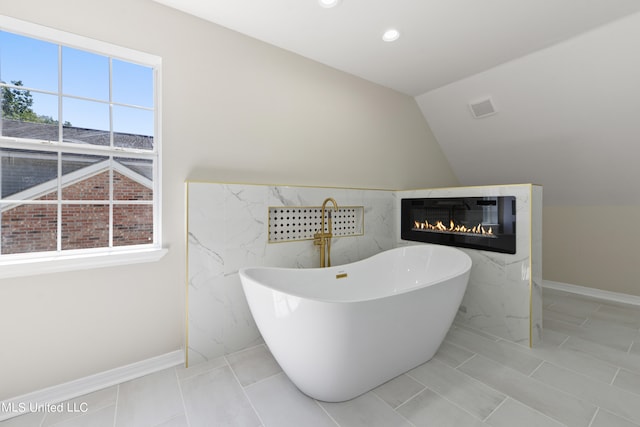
314;198;339;268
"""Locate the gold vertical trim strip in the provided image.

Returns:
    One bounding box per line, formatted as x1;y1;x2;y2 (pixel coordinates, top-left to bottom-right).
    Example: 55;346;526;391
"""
184;181;190;368
529;184;533;348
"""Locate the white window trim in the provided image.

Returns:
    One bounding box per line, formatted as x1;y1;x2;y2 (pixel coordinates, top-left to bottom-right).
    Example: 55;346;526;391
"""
0;15;165;277
0;247;168;279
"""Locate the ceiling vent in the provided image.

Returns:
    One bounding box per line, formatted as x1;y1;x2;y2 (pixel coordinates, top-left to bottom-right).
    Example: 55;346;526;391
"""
469;97;497;119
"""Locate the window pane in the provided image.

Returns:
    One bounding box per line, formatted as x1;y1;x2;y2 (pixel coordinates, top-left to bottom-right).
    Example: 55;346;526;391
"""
0;30;58;92
61;154;109;200
62;97;109;145
62;46;109;101
112;59;153;108
1;203;57;254
1;148;58;200
114;157;153;201
61;204;108;250
113;105;154;149
1;24;159;259
1;90;60;141
113;204;153;246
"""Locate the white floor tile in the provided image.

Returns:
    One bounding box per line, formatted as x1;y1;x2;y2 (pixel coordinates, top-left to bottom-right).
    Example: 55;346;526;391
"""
48;405;115;427
614;369;640;396
446;327;544;375
543;308;588;326
408;358;505;420
115;368;184;427
372;374;424;409
546;298;601;318
154;414;189;427
0;411;45;427
180;365;260;427
397;388;485;427
540;328;569;348
176;355;227;381
485;398;564;427
591;409;640;427
319;392;412;427
583;317;640;343
458;355;597;427
531;362;640;425
505;336;618;383
596;301;640;320
245;372;336;427
4;290;640;427
42;386;117;427
433;340;475;368
546;318;633;352
226;344;282;387
562;335;640;375
592;306;640;329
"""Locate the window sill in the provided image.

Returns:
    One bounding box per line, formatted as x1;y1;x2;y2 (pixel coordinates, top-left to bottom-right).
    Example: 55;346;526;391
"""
0;248;168;280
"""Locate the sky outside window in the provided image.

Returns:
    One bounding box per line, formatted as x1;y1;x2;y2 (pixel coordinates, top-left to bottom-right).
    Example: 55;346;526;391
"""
113;59;153;108
62;46;109;101
0;30;154;137
0;30;58;91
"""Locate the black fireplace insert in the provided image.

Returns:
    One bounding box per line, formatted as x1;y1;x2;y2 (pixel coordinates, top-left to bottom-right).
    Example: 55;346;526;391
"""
401;196;516;254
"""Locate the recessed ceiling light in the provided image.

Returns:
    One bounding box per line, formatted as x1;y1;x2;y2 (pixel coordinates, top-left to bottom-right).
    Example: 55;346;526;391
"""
318;0;341;8
382;28;400;42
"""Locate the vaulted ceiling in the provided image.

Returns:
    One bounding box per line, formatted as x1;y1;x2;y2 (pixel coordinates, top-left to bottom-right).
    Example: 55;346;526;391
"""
153;0;640;205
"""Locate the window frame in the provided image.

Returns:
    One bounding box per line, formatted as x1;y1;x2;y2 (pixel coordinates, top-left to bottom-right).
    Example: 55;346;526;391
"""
0;15;165;278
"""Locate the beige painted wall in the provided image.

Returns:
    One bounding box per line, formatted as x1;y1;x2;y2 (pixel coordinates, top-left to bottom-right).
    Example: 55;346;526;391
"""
543;206;640;297
0;0;457;399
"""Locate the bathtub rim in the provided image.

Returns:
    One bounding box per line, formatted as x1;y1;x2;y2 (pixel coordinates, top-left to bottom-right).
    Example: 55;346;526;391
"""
239;244;472;304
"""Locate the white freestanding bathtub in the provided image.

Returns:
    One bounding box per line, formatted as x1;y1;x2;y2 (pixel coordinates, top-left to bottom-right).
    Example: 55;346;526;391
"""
238;244;472;402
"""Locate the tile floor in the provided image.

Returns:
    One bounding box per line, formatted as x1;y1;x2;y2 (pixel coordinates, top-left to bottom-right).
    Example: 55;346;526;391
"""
2;288;640;427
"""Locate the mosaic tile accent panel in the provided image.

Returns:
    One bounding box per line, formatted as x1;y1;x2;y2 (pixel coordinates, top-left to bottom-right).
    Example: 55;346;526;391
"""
268;206;364;242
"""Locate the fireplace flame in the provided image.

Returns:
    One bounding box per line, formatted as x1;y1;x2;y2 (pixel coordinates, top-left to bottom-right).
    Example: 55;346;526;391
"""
413;220;494;236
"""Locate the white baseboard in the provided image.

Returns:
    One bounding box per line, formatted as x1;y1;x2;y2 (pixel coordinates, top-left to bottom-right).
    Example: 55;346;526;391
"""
0;350;185;422
543;280;640;307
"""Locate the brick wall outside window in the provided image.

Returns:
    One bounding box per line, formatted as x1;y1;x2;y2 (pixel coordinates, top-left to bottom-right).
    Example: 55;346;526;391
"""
1;170;153;254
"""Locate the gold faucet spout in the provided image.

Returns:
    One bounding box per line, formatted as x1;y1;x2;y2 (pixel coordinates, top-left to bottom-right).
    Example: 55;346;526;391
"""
316;198;339;268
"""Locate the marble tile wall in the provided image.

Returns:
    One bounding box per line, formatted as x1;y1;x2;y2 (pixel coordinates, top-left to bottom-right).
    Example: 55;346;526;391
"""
186;182;542;367
186;182;397;366
397;184;542;346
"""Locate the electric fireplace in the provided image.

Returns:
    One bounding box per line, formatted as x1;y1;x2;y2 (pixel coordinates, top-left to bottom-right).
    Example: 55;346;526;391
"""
401;196;516;254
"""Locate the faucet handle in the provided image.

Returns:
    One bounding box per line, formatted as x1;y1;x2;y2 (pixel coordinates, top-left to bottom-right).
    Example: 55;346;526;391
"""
313;232;324;245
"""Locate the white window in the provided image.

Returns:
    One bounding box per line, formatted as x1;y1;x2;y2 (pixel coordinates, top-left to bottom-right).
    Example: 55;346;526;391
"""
0;16;164;277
